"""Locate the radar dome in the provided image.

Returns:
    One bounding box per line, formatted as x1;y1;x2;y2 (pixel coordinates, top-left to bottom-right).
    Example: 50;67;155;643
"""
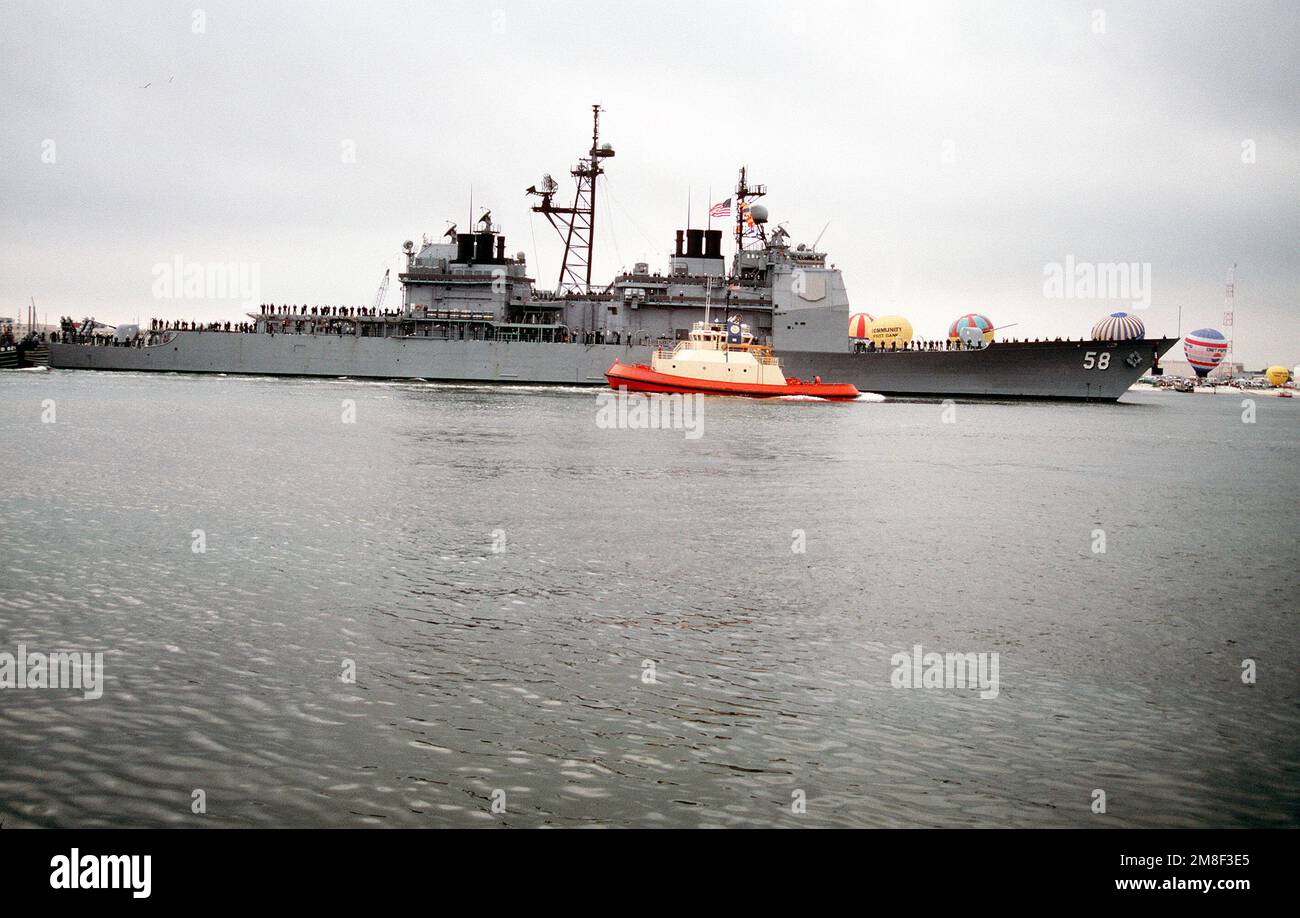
1265;366;1290;386
1091;312;1145;341
958;326;989;349
948;313;994;344
749;204;769;224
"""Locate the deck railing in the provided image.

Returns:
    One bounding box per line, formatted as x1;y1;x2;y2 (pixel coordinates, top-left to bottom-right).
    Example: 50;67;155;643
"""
656;341;781;366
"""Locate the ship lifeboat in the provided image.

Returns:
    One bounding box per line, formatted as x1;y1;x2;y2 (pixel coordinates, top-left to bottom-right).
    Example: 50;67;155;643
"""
605;319;858;400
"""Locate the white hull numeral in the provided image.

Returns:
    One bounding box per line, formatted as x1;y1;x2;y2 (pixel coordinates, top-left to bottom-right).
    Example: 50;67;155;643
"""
1083;351;1110;370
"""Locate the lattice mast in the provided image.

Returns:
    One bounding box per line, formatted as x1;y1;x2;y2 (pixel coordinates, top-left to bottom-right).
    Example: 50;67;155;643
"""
733;166;767;256
1222;263;1236;380
527;104;615;293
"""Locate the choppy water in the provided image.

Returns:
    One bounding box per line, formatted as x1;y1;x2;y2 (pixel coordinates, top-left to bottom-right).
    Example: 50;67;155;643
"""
1;370;1296;827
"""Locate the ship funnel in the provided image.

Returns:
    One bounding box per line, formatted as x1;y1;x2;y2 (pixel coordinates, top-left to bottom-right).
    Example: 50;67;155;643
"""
686;229;705;258
704;229;723;258
675;230;684;257
455;233;475;263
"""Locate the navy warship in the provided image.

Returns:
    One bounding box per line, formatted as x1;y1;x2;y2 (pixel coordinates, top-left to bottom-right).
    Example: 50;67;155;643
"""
48;106;1176;401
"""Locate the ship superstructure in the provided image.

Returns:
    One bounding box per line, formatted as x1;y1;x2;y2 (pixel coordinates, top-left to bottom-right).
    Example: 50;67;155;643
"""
46;107;1177;400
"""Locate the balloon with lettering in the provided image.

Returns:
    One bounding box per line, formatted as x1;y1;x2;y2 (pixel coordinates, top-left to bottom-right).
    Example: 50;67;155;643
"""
867;315;913;349
1183;328;1227;378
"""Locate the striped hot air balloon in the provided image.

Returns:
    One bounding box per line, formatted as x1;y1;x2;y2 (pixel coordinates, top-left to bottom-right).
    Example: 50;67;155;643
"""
1183;328;1228;378
947;313;994;344
1091;311;1146;341
848;312;875;338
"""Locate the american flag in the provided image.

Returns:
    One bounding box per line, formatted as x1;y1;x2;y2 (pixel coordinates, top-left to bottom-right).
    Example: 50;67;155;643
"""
709;197;731;218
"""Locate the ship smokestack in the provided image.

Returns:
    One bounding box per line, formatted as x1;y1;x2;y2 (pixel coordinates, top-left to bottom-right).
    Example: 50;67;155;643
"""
456;233;475;263
496;237;505;261
475;232;494;262
686;228;704;258
704;229;722;259
675;230;684;257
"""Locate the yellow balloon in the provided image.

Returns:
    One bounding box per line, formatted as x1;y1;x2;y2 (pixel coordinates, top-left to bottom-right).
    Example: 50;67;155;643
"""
1265;366;1290;386
868;315;914;348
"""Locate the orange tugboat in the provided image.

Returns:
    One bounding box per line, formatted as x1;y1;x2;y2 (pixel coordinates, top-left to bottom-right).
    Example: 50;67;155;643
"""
606;318;859;400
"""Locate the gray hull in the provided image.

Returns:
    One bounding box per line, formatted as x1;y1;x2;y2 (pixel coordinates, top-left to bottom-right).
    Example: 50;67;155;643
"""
51;332;651;386
49;332;1179;401
779;338;1179;402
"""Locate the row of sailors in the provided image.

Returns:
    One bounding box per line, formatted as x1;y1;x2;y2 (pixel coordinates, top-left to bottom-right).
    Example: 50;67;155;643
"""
151;319;256;332
855;339;981;352
259;304;400;318
854;337;1078;352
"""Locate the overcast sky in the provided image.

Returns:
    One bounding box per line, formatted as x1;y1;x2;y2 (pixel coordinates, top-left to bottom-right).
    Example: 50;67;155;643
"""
2;1;1296;364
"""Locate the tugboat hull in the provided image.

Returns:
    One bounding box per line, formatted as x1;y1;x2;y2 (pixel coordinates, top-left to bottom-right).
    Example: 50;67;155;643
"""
605;361;859;400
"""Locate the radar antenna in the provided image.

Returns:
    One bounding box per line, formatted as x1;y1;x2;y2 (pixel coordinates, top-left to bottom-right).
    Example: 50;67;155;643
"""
733;166;768;256
527;104;615;293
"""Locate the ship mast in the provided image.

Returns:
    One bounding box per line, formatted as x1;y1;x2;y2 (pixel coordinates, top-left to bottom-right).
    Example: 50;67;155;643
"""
527;104;615;294
732;166;767;257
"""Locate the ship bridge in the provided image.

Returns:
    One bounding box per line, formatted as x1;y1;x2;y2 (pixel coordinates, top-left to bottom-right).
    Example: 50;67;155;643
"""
399;223;559;326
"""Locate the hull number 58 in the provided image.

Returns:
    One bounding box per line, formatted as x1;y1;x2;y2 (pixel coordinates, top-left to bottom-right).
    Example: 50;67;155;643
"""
1083;351;1110;370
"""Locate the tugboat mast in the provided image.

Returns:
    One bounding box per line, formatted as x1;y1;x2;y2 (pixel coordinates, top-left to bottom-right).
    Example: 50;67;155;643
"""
527;104;615;293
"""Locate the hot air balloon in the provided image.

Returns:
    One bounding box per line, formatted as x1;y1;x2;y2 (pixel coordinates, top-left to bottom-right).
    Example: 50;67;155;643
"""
948;313;994;344
1183;328;1227;378
1091;312;1146;341
1265;366;1290;387
867;315;913;349
848;312;874;338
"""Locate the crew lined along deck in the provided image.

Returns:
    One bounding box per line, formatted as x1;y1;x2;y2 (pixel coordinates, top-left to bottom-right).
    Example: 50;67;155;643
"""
49;304;673;348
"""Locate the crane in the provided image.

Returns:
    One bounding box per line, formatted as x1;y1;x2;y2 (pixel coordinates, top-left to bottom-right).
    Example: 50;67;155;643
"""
374;269;390;310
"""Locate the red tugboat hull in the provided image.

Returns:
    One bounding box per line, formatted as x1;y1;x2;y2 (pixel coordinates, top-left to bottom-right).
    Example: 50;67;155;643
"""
605;361;859;400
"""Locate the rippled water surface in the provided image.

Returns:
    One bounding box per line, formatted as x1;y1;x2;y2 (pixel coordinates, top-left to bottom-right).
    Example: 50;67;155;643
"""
1;370;1296;827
